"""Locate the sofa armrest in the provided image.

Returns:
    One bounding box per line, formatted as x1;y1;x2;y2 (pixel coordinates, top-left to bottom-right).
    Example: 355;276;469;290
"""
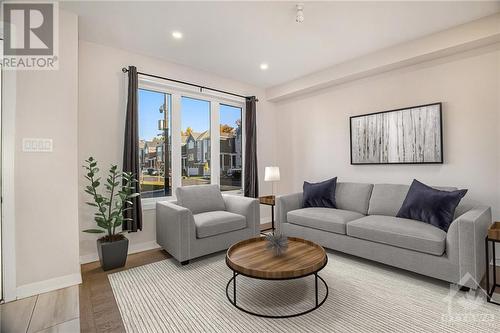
276;192;303;232
447;205;492;288
156;201;193;261
223;195;260;236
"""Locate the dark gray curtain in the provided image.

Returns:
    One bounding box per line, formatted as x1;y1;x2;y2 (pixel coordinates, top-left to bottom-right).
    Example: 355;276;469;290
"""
123;66;143;231
244;96;259;198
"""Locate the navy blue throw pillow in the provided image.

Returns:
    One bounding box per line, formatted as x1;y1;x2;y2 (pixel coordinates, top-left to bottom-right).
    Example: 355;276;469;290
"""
396;179;467;232
303;177;337;208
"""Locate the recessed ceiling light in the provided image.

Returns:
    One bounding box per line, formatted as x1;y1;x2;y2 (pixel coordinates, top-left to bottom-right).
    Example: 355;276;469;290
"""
172;31;183;39
260;63;269;70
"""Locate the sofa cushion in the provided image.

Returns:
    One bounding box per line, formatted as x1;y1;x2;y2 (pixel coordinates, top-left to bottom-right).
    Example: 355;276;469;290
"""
368;183;459;217
193;211;246;239
346;215;447;256
176;184;226;214
396;180;467;232
368;184;410;216
287;208;364;235
335;182;374;215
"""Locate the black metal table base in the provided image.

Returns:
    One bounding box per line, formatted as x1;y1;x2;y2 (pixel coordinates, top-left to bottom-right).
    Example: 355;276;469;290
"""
259;199;275;236
485;237;500;305
260;228;274;236
225;272;329;318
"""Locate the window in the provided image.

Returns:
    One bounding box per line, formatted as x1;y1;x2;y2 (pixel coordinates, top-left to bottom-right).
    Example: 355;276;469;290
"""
138;89;172;198
219;104;243;191
181;96;211;186
138;81;245;203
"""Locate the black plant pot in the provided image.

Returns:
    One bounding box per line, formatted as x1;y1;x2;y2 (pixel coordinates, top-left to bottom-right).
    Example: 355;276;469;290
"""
97;237;129;271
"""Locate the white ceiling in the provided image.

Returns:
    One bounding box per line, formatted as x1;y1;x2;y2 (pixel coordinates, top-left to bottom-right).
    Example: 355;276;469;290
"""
62;1;500;88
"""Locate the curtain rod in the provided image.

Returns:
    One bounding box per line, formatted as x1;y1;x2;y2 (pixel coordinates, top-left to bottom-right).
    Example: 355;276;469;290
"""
122;67;258;102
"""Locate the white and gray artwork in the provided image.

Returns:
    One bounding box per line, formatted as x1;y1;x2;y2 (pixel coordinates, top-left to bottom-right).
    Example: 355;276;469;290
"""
350;104;442;164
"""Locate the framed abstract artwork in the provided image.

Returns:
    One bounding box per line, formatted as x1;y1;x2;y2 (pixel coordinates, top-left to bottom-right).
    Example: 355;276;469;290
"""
350;103;443;165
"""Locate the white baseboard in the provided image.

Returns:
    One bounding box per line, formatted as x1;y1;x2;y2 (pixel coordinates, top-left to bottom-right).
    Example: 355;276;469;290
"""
79;240;161;264
16;273;82;300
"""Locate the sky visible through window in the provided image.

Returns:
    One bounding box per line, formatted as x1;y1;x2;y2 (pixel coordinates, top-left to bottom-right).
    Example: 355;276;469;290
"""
181;97;210;132
139;90;241;140
139;89;165;140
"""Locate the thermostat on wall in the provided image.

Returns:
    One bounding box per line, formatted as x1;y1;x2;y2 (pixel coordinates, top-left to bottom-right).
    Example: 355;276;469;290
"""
22;138;53;152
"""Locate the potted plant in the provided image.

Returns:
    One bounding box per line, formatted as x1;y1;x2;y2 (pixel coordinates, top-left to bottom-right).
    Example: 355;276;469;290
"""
82;157;139;271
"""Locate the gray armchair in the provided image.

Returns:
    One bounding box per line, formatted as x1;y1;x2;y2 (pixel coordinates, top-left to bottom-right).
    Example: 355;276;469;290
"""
156;184;260;264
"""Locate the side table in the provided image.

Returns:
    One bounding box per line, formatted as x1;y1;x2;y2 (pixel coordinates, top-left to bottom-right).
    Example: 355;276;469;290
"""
259;195;275;234
485;222;500;306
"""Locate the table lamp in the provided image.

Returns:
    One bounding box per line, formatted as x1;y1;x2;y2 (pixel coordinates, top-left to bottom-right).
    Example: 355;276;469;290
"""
264;166;280;197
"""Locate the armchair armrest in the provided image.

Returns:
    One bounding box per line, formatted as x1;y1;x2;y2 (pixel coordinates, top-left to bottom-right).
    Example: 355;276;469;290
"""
223;195;260;236
156;201;194;262
447;205;492;288
276;192;303;232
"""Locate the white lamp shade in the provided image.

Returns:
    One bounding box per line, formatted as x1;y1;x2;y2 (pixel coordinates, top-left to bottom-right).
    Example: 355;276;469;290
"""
264;166;280;182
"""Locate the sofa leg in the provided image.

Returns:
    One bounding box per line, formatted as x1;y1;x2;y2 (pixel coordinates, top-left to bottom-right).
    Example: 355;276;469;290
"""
180;260;190;266
458;285;470;292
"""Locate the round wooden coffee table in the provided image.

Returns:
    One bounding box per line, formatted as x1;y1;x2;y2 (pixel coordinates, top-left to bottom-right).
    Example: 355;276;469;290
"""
225;236;328;318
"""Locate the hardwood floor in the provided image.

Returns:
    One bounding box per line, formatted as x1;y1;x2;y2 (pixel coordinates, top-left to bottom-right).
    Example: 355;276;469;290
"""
79;223;273;332
79;248;170;333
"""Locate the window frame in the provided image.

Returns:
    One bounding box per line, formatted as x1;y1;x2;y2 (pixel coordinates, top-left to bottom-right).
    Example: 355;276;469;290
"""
218;103;245;193
138;78;246;210
137;87;172;199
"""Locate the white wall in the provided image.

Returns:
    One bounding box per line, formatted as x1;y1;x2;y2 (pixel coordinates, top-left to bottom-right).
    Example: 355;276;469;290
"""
273;45;500;219
14;10;80;297
78;41;276;262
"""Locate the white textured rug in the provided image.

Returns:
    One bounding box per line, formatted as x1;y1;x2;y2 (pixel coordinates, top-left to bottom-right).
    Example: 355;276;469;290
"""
109;252;500;333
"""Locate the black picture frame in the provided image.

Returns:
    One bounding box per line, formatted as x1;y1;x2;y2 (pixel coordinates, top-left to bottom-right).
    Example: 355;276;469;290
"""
349;102;443;165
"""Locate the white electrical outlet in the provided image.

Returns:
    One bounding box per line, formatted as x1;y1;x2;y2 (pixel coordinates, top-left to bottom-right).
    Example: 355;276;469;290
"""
22;138;53;152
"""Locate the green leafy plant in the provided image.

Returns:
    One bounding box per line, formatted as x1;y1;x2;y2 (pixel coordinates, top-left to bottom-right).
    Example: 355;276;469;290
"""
82;157;139;242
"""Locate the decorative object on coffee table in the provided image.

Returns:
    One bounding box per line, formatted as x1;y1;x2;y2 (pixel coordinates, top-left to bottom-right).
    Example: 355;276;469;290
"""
225;236;328;318
82;157;139;271
265;233;288;256
485;222;500;306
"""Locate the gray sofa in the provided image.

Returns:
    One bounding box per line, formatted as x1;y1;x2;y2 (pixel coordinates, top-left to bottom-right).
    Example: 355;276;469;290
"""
276;182;492;289
156;185;260;264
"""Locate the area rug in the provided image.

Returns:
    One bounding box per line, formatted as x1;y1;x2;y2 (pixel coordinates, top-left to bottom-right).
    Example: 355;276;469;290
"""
109;251;500;332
